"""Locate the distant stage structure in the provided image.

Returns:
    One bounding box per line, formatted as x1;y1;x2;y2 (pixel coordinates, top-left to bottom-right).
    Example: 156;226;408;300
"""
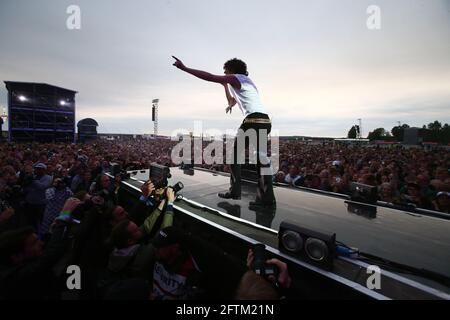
4;81;77;142
77;118;99;143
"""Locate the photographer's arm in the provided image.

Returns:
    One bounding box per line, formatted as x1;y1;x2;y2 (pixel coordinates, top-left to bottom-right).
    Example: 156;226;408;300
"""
141;199;166;235
161;188;175;229
141;188;175;235
130;181;156;224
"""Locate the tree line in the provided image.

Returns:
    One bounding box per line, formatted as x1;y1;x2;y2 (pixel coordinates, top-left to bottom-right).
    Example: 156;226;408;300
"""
347;121;450;144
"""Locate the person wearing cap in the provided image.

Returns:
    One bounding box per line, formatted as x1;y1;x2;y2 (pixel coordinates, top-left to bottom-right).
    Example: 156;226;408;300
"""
23;163;53;228
433;191;450;213
77;155;89;166
38;178;73;239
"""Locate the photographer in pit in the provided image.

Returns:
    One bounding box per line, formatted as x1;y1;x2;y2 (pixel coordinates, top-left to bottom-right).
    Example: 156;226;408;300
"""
127;179;158;226
129;164;183;232
99;187;177;298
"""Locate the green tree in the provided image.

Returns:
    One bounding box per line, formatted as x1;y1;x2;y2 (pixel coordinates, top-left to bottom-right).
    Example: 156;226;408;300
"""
427;121;442;131
391;124;410;141
367;128;387;141
439;123;450;145
427;120;442;142
347;126;358;139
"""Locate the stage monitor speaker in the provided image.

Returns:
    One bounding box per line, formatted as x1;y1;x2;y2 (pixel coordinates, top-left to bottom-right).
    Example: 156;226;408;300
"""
278;220;336;270
350;182;378;204
110;163;121;176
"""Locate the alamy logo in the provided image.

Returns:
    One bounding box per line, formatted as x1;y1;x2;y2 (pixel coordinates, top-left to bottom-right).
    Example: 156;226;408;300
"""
366;5;381;30
366;265;381;290
170;121;279;175
66;265;81;290
66;5;81;30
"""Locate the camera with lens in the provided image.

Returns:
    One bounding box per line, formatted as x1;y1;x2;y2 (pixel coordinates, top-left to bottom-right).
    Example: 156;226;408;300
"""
252;243;278;280
147;163;184;199
149;163;171;189
110;163;130;181
156;181;184;201
170;181;184;194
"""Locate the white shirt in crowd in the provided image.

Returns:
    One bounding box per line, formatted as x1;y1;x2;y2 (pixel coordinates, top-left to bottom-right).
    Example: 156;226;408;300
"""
285;174;301;185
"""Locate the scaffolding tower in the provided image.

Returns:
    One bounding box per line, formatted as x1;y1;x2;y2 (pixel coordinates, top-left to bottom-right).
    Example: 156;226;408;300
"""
152;99;159;137
4;81;77;143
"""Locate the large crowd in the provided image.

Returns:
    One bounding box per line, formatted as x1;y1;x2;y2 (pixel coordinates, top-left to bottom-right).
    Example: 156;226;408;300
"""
0;139;293;300
275;142;449;213
200;141;450;213
0;138;448;300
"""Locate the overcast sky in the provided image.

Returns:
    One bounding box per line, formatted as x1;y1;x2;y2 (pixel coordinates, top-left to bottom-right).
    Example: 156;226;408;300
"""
1;0;449;137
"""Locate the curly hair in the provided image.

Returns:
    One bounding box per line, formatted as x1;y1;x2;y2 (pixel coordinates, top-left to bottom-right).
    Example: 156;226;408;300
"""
224;58;249;76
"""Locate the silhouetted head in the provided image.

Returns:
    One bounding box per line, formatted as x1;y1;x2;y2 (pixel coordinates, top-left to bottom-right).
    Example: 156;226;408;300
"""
224;58;248;76
0;227;43;266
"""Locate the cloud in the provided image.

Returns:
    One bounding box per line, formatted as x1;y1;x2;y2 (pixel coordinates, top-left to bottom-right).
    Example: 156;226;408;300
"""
1;0;449;137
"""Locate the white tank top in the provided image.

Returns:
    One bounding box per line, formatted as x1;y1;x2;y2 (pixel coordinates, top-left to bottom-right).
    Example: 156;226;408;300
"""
229;74;267;117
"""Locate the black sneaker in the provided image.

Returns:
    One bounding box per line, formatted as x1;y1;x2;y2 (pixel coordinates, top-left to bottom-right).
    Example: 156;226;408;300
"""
218;192;241;200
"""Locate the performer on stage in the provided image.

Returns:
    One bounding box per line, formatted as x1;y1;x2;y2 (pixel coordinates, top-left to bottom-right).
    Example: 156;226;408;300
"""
172;56;276;208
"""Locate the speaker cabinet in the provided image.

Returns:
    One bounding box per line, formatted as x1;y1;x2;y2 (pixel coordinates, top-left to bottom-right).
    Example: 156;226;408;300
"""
350;182;378;204
278;220;336;270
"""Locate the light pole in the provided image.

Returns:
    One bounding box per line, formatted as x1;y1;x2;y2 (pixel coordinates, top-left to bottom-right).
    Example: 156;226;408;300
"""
357;118;363;139
152;99;159;137
0;106;7;141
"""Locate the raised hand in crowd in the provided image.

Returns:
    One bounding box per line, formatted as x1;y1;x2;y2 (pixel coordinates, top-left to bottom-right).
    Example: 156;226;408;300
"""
141;180;155;198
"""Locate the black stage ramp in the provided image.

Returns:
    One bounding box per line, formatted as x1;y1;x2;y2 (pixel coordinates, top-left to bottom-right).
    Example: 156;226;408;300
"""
127;167;450;291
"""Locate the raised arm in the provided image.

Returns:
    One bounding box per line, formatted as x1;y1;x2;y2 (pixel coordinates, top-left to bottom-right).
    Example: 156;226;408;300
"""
172;56;241;89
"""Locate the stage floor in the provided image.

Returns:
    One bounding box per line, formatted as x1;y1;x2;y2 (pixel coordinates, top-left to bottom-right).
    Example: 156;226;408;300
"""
126;167;450;284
